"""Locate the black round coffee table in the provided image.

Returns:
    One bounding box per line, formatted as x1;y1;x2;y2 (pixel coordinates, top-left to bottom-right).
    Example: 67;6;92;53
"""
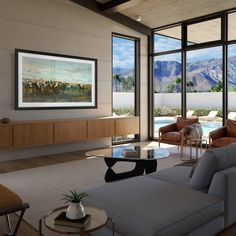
86;143;169;182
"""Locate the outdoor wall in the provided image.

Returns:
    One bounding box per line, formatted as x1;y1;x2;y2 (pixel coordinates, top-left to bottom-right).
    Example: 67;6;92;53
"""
154;92;236;109
0;0;148;161
113;92;134;109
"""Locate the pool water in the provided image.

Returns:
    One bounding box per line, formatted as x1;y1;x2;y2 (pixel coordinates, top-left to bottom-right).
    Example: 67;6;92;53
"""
154;118;222;137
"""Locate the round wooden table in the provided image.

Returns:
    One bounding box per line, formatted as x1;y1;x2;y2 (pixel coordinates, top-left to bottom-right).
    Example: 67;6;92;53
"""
39;205;114;236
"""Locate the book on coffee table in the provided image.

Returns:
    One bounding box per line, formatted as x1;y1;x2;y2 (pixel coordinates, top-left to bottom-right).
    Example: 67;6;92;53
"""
122;149;138;158
54;212;91;228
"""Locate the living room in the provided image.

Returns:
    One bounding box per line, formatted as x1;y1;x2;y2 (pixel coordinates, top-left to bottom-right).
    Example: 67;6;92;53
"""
1;0;236;235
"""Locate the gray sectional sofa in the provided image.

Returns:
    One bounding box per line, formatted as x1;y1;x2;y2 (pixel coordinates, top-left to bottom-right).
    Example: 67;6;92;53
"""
84;143;236;236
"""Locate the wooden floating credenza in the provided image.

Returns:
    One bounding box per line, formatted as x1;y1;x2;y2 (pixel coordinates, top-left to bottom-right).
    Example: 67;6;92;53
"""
0;116;139;148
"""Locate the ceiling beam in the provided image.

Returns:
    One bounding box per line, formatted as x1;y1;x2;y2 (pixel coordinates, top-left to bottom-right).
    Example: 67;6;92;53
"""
70;0;101;13
70;0;151;36
102;0;143;14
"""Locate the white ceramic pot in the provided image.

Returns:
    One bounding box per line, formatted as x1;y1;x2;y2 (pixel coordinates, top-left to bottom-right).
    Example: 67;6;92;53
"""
66;202;85;219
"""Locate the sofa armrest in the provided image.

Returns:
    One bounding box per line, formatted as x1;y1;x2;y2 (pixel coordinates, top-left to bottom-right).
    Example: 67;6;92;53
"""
208;166;236;228
159;123;177;134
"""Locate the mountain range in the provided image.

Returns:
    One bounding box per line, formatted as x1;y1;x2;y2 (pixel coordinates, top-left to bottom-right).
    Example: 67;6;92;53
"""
153;56;236;92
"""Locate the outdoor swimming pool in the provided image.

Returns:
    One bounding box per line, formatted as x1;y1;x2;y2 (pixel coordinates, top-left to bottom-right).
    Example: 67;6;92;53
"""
154;117;222;137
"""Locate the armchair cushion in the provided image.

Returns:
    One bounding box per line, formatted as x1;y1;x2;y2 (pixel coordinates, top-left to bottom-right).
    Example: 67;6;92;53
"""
176;117;199;131
226;119;236;137
162;131;181;142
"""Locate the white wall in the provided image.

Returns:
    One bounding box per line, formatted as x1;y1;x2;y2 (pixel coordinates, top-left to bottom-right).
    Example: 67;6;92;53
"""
0;0;148;161
154;92;236;109
113;93;134;108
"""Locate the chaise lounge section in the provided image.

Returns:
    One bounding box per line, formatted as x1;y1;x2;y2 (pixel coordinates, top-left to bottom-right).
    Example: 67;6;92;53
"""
85;143;236;236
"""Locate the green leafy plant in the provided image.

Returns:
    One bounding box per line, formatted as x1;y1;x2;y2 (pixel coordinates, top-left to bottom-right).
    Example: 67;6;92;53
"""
61;190;88;204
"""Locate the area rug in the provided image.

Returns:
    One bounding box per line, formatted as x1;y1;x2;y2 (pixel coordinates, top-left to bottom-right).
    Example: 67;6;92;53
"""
0;150;190;235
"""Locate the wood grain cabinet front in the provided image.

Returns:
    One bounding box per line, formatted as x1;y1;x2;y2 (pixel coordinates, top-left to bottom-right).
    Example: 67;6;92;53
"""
54;120;87;143
88;119;115;139
115;116;140;136
0;125;13;148
13;123;53;147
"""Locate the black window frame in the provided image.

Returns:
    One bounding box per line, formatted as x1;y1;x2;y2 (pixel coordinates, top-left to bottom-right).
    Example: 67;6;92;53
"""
112;33;140;144
149;8;236;140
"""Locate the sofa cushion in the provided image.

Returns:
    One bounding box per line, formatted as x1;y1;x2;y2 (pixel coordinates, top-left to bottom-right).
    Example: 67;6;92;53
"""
176;117;198;131
213;143;236;170
226;119;236;137
212;137;236;148
191;143;236;190
162;131;181;142
147;166;192;189
85;176;223;236
190;150;217;190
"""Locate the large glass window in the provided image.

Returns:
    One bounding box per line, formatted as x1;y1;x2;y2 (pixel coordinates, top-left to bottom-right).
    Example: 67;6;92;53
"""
228;12;236;41
228;44;236;120
154;26;181;53
112;35;139;142
153;53;182;138
187;18;221;45
151;9;236;143
186;47;223;138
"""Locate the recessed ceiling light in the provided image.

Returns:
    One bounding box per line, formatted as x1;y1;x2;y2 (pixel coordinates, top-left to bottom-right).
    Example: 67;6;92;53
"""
135;15;142;22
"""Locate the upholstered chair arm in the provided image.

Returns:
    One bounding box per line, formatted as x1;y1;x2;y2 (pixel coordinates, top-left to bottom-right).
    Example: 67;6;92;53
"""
159;123;177;134
209;126;226;148
209;126;226;141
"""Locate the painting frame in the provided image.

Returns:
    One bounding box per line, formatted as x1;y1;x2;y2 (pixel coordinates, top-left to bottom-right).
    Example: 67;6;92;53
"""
15;49;97;110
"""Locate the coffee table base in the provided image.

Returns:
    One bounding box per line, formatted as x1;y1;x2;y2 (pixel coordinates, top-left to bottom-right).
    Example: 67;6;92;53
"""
104;158;157;182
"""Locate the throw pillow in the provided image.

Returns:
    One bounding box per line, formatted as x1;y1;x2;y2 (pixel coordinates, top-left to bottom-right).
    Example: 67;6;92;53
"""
190;150;217;190
213;142;236;170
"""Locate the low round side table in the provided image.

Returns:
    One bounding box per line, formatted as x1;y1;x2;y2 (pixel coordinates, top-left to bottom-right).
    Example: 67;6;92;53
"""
39;205;114;236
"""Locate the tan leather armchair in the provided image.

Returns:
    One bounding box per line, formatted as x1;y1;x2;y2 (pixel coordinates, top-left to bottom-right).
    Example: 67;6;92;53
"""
209;119;236;148
0;184;29;235
158;117;199;159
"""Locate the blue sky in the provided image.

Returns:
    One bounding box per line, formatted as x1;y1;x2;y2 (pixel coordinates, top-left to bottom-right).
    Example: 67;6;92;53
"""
113;36;135;69
154;34;223;63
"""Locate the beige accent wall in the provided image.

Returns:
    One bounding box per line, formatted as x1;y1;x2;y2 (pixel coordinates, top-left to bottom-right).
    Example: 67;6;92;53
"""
0;0;148;161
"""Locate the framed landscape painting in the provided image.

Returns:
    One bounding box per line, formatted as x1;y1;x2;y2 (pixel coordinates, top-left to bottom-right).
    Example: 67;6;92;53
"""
15;49;97;109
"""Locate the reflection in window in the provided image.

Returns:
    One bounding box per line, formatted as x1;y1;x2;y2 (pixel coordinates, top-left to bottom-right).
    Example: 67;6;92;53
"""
228;12;236;41
187;18;221;45
154;26;181;53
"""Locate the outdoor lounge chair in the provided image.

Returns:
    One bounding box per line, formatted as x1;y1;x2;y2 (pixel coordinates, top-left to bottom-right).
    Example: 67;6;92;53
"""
174;110;195;118
228;112;236;120
199;110;218;121
186;110;195;117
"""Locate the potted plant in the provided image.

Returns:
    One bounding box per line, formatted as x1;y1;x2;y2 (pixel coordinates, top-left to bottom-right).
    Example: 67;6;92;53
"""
61;190;88;219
